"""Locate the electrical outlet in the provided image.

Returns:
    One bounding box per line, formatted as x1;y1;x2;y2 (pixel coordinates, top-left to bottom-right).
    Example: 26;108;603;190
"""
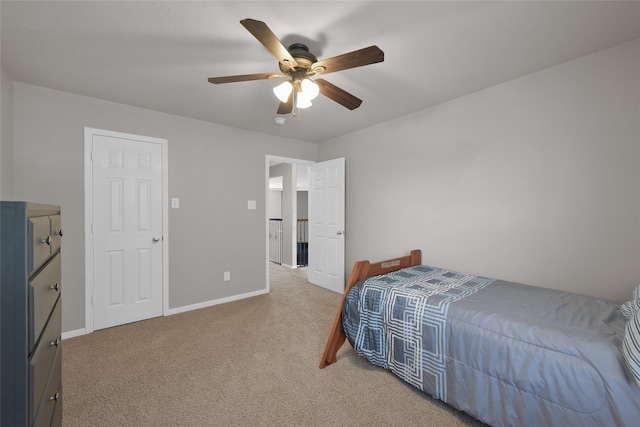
224;271;231;281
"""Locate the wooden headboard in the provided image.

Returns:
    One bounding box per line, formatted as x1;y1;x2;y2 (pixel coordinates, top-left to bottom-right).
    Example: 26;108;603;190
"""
319;249;422;368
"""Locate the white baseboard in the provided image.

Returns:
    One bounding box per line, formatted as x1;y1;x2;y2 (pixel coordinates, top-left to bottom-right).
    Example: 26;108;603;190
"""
167;288;269;316
60;290;268;337
280;263;304;269
62;328;86;340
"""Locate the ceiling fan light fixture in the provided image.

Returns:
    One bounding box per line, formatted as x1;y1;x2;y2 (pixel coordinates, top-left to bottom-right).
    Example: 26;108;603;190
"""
300;78;319;100
296;92;313;109
273;81;292;103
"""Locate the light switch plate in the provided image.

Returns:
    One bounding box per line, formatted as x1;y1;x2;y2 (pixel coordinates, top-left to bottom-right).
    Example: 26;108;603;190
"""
247;200;256;210
171;198;180;208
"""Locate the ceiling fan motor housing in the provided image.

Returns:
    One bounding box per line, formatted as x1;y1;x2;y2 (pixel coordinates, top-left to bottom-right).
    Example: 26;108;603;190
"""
280;43;317;74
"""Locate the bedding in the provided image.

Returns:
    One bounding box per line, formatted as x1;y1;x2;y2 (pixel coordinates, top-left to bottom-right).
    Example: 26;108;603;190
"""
341;264;640;427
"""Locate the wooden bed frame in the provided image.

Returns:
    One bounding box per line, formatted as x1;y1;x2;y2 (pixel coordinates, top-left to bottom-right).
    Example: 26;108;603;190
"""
319;249;422;368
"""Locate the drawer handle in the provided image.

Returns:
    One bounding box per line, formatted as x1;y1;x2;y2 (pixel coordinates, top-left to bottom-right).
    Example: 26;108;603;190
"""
50;283;60;291
41;235;52;246
49;392;59;402
50;338;60;347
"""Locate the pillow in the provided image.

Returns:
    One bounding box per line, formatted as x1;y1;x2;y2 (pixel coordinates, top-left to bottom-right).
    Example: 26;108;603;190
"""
623;310;640;387
621;299;640;321
620;284;640;321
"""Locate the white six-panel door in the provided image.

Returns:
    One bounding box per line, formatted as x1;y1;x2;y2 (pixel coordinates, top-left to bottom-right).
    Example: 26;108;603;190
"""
308;158;345;293
88;131;165;331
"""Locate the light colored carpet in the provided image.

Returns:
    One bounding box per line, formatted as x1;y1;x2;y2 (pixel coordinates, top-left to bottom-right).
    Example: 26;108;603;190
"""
62;264;484;426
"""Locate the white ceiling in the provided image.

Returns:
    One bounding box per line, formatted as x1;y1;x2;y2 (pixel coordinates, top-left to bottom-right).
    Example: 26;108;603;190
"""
2;1;640;143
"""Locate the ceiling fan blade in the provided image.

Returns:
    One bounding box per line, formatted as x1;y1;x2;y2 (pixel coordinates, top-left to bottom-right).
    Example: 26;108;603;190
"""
240;18;298;70
277;92;293;115
312;46;384;75
315;79;362;110
208;73;284;84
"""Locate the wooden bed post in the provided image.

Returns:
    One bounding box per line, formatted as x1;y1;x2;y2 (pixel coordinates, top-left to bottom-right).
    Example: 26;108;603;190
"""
319;249;422;368
410;249;422;267
319;260;370;368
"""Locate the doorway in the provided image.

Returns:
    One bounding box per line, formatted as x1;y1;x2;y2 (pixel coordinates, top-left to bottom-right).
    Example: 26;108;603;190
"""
268;167;309;268
265;155;346;294
266;156;313;290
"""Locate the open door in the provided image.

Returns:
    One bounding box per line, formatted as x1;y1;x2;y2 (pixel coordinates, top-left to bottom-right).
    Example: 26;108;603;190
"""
308;158;345;293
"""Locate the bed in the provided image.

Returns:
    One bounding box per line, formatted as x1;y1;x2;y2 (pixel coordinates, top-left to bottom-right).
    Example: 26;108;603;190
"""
319;249;640;426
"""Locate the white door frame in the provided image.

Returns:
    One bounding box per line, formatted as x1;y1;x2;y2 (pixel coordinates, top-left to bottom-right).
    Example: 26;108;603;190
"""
84;127;169;334
265;155;314;291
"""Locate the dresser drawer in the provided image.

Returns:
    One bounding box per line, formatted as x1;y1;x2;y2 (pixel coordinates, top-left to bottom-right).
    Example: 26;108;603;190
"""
28;253;62;351
50;385;63;427
31;347;61;427
49;214;62;255
28;216;53;275
29;298;61;419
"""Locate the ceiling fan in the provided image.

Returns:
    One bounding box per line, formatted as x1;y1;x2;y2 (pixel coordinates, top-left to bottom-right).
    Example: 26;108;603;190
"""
208;19;384;115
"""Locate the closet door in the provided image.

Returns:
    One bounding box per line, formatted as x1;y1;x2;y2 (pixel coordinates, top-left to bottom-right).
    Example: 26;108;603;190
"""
90;133;164;330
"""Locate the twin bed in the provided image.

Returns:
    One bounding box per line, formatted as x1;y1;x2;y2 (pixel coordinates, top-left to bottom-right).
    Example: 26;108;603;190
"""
320;249;640;426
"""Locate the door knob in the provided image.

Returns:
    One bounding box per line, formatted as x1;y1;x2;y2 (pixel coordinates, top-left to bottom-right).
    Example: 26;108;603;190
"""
152;236;161;243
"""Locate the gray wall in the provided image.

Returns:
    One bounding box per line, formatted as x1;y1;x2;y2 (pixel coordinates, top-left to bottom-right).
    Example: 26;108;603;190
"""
0;63;14;200
270;163;297;266
269;190;282;219
318;38;640;303
297;191;308;219
11;83;317;333
5;37;639;336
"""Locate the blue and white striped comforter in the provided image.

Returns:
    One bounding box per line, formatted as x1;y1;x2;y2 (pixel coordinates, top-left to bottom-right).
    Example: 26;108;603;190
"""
342;265;640;426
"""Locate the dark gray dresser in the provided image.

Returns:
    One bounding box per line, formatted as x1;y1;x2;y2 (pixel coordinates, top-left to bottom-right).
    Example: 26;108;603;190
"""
1;202;63;427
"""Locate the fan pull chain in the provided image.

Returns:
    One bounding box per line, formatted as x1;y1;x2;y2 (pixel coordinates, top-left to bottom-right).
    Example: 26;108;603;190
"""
292;91;300;121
